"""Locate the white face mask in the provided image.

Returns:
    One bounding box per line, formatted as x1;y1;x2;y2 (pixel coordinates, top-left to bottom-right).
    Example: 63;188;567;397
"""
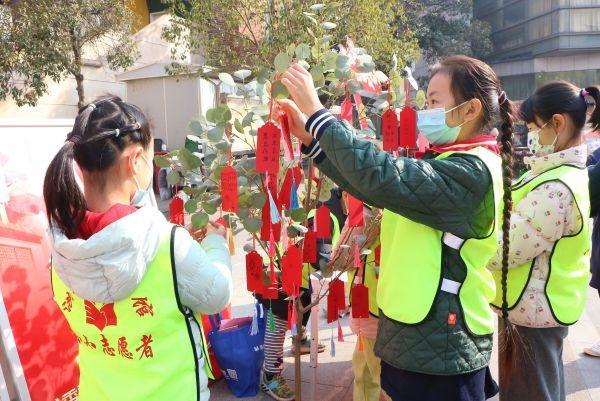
527;121;557;157
131;155;154;207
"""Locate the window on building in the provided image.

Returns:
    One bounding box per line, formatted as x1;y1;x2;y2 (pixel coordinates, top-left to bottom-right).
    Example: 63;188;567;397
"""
529;13;553;41
529;0;552;17
571;8;600;32
502;1;527;28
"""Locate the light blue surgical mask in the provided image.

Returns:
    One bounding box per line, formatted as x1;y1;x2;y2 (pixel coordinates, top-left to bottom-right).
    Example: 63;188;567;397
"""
417;101;469;145
131;155;154;207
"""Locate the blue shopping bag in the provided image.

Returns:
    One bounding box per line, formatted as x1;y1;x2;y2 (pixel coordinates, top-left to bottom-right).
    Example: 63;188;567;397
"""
208;303;266;398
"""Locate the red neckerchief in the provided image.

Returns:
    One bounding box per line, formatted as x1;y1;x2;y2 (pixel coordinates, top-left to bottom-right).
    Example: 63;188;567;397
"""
429;134;500;155
78;204;137;239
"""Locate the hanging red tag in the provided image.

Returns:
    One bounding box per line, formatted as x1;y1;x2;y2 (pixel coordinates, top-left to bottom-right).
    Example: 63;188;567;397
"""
169;195;184;225
399;106;417;149
282;245;302;296
280;114;294;162
256;121;281;174
347;195;364;227
278;167;303;210
351;284;370;318
327;289;339;323
315;205;331;239
381;108;399;151
220;166;238;212
374;244;381;266
302;231;317;263
261;283;279;300
245;251;263;292
340;96;353;123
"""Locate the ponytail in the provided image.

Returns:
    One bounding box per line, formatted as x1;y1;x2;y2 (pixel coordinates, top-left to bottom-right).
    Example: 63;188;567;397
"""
43;95;152;239
43;141;87;239
584;86;600;131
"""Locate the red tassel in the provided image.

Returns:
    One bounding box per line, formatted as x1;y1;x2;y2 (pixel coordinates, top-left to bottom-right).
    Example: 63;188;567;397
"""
381;108;399;151
220;166;239;212
337;320;344;342
169;195;184;225
287;300;294;330
256;121;281;174
280;114;294;162
354;243;362;269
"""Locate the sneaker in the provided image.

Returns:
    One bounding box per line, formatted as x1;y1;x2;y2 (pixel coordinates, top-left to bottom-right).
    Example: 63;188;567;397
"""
584;341;600;357
261;371;295;401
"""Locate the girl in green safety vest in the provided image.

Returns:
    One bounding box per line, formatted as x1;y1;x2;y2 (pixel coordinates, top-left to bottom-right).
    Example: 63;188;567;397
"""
487;82;600;401
43;95;232;401
276;55;515;401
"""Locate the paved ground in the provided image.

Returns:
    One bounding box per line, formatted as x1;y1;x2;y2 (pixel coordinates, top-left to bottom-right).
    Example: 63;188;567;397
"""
157;200;600;401
206;229;600;401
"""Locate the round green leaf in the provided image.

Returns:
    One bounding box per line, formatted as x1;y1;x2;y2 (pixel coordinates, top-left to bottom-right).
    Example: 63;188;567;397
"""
218;72;236;87
287;226;300;238
154;155;170;168
272;81;289;99
207;125;225;142
243;243;254;253
167;169;180;185
321;21;337;30
413;90;427;110
323;51;338;71
179;148;202;170
309;3;325;11
336;54;350;69
290;208;308;222
214;140;232;152
237;207;250;219
234;118;244;134
233;69;252;80
242;111;254;127
256;68;271;84
303;13;318;26
202;201;218;215
242;216;262;233
191;212;209;229
295;43;311;60
287;43;296;57
189;119;203;135
298;60;310;70
250;192;267;208
274;52;291;73
185;199;198;214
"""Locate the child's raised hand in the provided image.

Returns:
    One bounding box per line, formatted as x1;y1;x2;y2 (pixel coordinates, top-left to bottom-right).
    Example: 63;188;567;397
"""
281;63;324;117
275;99;313;146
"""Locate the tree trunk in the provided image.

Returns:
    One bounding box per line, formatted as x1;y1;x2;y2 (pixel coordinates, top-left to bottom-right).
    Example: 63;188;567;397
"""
69;29;85;109
75;71;85;109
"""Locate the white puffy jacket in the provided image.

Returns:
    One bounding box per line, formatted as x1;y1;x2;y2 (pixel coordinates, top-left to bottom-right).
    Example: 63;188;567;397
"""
51;205;232;400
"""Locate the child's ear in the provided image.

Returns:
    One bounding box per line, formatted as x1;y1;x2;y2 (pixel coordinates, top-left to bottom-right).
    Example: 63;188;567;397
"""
552;113;567;134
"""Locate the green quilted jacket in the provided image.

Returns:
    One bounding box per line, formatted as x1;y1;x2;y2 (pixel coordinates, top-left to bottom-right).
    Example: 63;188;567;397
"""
302;109;496;375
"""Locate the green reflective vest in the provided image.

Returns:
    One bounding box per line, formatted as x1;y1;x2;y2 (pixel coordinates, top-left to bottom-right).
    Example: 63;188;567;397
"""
490;164;590;325
349;239;380;317
302;209;341;288
51;226;213;401
378;147;503;336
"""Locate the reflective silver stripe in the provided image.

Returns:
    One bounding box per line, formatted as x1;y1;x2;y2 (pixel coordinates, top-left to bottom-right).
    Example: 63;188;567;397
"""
441;278;461;295
443;232;465;250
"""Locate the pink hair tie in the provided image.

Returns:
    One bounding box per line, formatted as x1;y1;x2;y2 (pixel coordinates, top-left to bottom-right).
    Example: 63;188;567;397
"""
581;88;589;97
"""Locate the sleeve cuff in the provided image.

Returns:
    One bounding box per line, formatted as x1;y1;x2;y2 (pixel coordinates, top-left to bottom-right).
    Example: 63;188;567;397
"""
304;109;337;140
301;139;326;164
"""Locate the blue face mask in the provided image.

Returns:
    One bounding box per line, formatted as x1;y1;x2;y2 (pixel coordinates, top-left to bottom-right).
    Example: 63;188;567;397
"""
417;101;469;145
131;155;154;207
